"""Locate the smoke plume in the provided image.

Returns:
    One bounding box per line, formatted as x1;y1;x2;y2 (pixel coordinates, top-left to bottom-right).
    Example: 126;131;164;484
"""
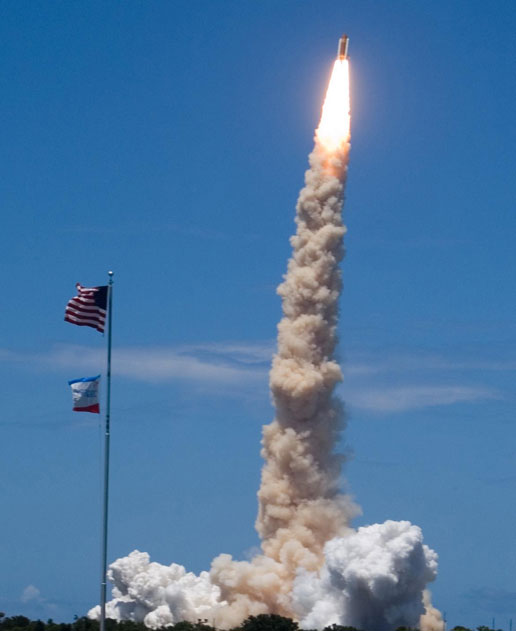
292;521;438;630
89;59;441;630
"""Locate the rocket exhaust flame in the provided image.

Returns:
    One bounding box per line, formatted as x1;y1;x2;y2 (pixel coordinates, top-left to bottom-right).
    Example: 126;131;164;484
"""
316;59;351;153
88;41;442;631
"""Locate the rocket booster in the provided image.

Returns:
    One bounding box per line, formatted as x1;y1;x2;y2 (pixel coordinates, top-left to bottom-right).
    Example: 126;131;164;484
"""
337;35;349;60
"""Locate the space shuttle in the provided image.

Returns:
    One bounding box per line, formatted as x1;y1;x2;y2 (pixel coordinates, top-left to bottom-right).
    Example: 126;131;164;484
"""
337;35;349;60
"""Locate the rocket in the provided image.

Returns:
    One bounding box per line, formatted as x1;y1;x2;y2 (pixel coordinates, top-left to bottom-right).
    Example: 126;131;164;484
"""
337;35;349;60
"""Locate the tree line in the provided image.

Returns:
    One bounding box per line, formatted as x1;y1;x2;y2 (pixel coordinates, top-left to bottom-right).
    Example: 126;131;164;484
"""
0;613;503;631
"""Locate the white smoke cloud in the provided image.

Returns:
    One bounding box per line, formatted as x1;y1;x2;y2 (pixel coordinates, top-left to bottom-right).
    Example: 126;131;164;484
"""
88;551;224;628
292;521;438;631
87;523;440;630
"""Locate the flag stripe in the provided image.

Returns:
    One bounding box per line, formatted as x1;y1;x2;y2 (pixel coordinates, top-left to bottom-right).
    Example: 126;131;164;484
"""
69;375;101;385
65;307;106;322
69;297;102;307
64;283;108;333
65;305;106;317
73;403;100;413
65;315;105;329
65;312;106;324
65;306;106;321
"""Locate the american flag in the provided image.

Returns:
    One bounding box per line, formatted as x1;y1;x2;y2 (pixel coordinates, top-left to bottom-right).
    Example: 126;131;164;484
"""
64;283;108;333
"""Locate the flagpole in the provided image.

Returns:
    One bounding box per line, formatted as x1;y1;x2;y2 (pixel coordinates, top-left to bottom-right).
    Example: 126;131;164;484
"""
100;270;113;631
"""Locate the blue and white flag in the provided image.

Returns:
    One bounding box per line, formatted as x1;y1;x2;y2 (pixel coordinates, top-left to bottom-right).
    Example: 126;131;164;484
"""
68;375;101;413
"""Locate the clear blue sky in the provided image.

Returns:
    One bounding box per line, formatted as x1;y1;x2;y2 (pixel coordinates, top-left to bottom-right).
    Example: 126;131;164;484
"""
1;1;515;628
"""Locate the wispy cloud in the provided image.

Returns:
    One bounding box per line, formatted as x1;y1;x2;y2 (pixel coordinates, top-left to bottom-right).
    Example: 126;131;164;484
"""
21;585;42;603
338;349;507;412
0;342;505;412
342;351;516;377
0;342;271;386
344;384;499;413
178;341;274;364
20;584;58;612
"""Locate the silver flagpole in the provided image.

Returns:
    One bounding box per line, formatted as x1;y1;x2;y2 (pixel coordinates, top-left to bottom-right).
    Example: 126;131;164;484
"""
100;270;114;631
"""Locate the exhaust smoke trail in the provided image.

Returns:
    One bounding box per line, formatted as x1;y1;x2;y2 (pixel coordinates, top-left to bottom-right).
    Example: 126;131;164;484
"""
253;53;356;590
207;58;357;627
89;52;442;631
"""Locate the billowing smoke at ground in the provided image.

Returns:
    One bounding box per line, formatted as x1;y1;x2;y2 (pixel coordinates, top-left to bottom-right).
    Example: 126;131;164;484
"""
93;551;223;628
90;522;438;630
292;521;438;630
89;59;441;630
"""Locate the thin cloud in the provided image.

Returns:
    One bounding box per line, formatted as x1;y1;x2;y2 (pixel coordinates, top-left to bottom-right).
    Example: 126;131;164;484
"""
0;343;269;386
19;585;58;615
179;341;274;364
345;384;499;413
112;347;267;383
342;351;516;377
0;342;504;411
21;585;42;603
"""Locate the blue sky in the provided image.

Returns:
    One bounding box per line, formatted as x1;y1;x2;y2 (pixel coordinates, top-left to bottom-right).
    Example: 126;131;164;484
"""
1;1;515;628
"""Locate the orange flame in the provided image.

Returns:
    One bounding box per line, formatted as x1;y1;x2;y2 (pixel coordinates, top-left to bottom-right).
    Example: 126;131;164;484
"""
315;59;350;152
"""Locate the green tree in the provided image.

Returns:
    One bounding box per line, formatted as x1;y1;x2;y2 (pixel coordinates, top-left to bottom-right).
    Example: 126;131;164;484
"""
239;614;299;631
171;622;215;631
11;617;32;628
